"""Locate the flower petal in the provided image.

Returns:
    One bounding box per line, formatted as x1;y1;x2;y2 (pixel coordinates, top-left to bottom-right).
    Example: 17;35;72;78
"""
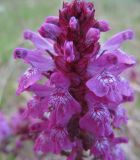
28;83;52;97
50;72;70;89
14;48;55;72
102;29;134;51
112;50;135;73
34;126;73;154
96;20;110;32
91;138;110;157
80;106;112;136
86;76;109;97
88;49;136;77
48;88;81;125
113;106;128;128
17;67;42;95
45;16;59;25
24;30;56;55
120;78;134;102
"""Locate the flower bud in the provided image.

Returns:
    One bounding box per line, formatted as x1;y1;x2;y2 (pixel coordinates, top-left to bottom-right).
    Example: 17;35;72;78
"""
96;20;110;32
38;23;61;40
24;29;55;54
45;16;59;25
69;17;78;30
64;41;75;63
86;28;100;44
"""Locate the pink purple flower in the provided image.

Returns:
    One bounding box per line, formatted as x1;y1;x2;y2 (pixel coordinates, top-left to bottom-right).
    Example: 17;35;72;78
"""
14;0;135;159
0;112;11;142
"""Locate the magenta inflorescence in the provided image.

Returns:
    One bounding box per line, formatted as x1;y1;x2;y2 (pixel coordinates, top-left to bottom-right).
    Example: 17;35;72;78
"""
13;0;135;159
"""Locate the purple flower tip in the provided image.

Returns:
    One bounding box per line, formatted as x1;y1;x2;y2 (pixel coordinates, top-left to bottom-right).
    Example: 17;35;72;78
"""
45;16;59;25
14;48;27;59
96;20;111;32
122;29;134;40
23;29;33;39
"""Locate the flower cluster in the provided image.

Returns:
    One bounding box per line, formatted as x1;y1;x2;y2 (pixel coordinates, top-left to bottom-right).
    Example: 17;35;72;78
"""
14;0;135;159
0;108;47;159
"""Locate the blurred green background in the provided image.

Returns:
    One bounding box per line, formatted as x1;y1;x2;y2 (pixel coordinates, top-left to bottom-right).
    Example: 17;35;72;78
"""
0;0;140;159
0;0;140;64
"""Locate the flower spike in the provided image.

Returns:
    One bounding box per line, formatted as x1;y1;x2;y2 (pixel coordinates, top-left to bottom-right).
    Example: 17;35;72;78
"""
14;0;135;159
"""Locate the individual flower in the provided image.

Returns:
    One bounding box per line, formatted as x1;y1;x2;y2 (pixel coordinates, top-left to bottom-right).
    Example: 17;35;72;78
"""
80;93;112;136
25;72;81;127
87;46;135;103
